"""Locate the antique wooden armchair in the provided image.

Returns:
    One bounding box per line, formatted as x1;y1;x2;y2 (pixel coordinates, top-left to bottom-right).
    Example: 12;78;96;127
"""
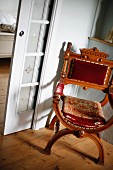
44;42;113;165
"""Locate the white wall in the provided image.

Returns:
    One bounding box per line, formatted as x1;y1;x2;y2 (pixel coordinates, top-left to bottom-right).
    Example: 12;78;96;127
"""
100;0;113;40
0;0;18;10
33;0;98;129
91;0;113;40
54;0;98;53
0;0;19;18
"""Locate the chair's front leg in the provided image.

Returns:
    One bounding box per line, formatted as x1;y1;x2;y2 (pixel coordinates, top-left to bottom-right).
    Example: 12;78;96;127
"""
44;128;73;155
54;119;60;133
49;115;57;130
49;115;60;133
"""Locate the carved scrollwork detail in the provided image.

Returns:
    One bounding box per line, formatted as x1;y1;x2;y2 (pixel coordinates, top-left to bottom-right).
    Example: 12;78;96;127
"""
74;130;85;138
80;48;109;59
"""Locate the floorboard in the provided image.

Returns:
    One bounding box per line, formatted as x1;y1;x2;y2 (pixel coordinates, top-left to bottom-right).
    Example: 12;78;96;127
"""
0;128;113;170
0;59;113;169
0;58;11;134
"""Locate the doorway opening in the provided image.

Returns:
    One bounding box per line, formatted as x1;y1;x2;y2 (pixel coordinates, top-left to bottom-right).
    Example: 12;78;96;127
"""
0;0;19;134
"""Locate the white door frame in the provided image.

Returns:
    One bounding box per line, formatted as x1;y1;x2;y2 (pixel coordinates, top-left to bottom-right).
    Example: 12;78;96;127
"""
32;0;63;130
3;0;63;135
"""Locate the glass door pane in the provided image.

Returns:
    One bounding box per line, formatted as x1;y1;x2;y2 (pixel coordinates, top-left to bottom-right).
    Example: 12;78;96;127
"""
17;0;53;112
32;0;46;20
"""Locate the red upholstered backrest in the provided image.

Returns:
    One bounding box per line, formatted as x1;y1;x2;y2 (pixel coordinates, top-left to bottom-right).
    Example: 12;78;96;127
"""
68;59;108;85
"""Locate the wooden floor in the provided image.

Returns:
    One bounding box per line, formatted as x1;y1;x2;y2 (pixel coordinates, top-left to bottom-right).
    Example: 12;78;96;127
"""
0;128;113;170
0;58;11;134
0;59;113;169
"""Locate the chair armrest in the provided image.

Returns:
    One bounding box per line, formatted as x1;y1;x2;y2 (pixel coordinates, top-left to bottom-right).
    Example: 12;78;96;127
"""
109;85;113;94
100;94;108;107
108;93;113;109
108;84;113;109
54;82;64;96
101;86;113;129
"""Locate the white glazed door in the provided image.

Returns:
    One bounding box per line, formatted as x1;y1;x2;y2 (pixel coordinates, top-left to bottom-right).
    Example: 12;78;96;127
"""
3;0;55;135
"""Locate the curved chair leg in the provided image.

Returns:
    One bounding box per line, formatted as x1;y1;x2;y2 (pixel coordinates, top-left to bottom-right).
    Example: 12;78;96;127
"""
44;128;73;154
44;129;104;165
54;119;60;133
73;130;104;165
49;115;57;130
85;133;104;165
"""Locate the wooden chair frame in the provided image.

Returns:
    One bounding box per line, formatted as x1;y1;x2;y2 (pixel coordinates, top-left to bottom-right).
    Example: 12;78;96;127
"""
44;42;113;165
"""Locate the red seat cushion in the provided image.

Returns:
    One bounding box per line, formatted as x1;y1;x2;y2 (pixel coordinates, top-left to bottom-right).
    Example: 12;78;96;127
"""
61;96;106;128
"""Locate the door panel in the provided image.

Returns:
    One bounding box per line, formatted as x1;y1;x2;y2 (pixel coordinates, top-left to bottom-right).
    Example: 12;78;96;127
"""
3;0;33;135
4;0;54;135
